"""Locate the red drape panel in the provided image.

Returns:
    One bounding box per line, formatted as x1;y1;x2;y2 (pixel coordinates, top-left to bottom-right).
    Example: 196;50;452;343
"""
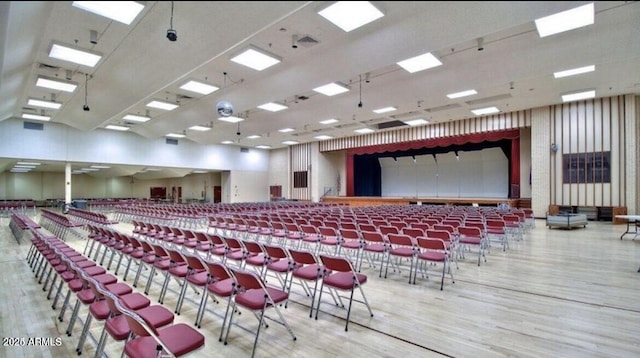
346;153;355;196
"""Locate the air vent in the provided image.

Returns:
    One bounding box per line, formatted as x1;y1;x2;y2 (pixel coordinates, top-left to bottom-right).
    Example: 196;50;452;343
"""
39;63;60;70
166;138;178;145
377;120;407;129
24;121;44;130
240;147;249;153
298;35;319;48
465;93;512;106
425;103;462;113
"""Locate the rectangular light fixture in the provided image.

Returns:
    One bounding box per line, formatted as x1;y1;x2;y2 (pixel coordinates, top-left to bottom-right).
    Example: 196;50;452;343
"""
189;125;211;131
403;118;429;126
318;1;384;32
180;80;219;95
354;128;375;134
313;82;350;96
123;114;150;122
192;170;208;174
27;98;62;109
471;106;500;116
105;124;130;131
22;113;50;121
146;100;179;111
90;165;110;169
36;76;78;92
282;140;299;145
397;52;442;73
258;102;288;112
315;135;333;140
217;116;244;123
13;165;37;169
447;89;478;99
562;89;595;102
230;45;281;71
256;145;272;149
166;133;186;138
247;135;261;139
535;3;594;38
320;118;339;125
49;42;102;67
16;161;41;166
221;140;235;144
279;128;295;133
11;168;31;173
373;106;397;114
72;1;144;25
553;65;596;78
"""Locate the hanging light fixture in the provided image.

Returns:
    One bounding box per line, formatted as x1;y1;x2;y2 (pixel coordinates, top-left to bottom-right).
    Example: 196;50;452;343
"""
83;73;90;111
166;1;177;42
216;72;235;117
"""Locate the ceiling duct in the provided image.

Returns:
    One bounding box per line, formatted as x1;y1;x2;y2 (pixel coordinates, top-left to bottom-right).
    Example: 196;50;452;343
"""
297;35;319;48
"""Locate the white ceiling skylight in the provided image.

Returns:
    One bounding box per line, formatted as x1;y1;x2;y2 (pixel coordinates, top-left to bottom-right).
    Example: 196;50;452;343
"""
535;3;594;38
123;114;150;122
146;100;179;111
471;106;500;116
318;1;384;32
561;90;595;102
180;80;219;95
36;76;78;92
258;102;288;112
313;82;350;96
27;98;62;110
49;42;102;67
397;52;442;73
72;1;144;25
446;89;478;99
230;46;281;71
553;65;595;78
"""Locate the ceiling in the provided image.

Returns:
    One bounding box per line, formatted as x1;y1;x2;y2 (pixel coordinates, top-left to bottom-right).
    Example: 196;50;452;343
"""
1;1;639;179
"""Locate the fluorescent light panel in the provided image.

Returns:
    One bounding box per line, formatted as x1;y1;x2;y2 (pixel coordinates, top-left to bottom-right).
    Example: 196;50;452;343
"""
258;102;288;112
166;133;186;138
279;128;295;133
146;100;179;111
16;162;40;166
13;165;37;169
217;116;244;123
90;165;110;169
315;135;333;140
221;140;234;144
553;65;595;78
247;135;261;139
189;125;211;131
397;52;442;73
72;1;144;25
22;113;50;121
535;3;594;38
36;76;78;92
27;98;62;109
373;106;397;114
105;124;129;131
123;114;150;122
49;42;102;67
355;128;375;134
282;140;299;145
318;1;384;32
313;82;350;96
562;90;595;102
230;46;281;71
403;118;429;126
447;89;477;99
320;118;339;125
256;145;271;149
471;106;500;116
180;80;219;95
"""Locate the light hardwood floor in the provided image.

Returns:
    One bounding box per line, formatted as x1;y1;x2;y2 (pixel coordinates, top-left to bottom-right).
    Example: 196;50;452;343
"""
1;211;640;358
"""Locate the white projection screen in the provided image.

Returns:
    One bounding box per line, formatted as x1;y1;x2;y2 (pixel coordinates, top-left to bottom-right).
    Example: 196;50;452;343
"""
379;147;508;198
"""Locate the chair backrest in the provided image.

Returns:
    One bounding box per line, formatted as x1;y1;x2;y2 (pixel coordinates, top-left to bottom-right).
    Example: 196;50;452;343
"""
318;254;353;273
167;248;185;264
206;261;233;281
358;223;377;233
432;224;456;234
411;223;431;232
263;244;290;261
288;248;318;265
379;225;399;236
230;269;263;290
243;240;265;256
361;230;385;243
387;233;414;247
425;229;451;242
299;224;318;235
416;237;447;251
402;227;424;239
458;226;482;237
318;226;338;238
183;253;206;271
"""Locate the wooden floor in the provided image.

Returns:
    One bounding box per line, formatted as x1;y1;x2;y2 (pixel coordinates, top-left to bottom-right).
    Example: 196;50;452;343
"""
2;211;640;358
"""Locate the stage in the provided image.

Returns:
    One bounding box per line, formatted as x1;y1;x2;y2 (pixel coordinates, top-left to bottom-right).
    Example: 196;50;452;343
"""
320;196;520;208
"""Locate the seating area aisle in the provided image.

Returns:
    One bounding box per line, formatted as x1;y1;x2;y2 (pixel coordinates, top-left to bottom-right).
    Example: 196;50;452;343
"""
2;209;640;357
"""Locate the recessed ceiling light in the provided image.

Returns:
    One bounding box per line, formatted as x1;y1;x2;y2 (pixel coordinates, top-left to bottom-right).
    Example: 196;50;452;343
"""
535;3;594;38
471;106;500;116
90;165;110;169
13;165;37;169
166;133;186;138
221;140;235;144
318;1;384;32
282;140;299;145
16;162;41;166
49;42;102;67
446;89;478;99
279;128;295;133
403;118;429;126
36;76;78;92
180;80;219;95
562;90;595;102
217;116;244;123
397;52;442;73
27;98;62;109
256;145;271;149
247;135;261;139
72;1;144;25
192;170;208;174
258;102;288;112
230;45;281;71
313;82;350;96
123;114;150;122
553;65;596;78
315;135;333;140
105;124;130;131
188;125;211;131
146;100;179;111
22;113;50;121
320;118;339;125
354;128;375;134
373;106;397;114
